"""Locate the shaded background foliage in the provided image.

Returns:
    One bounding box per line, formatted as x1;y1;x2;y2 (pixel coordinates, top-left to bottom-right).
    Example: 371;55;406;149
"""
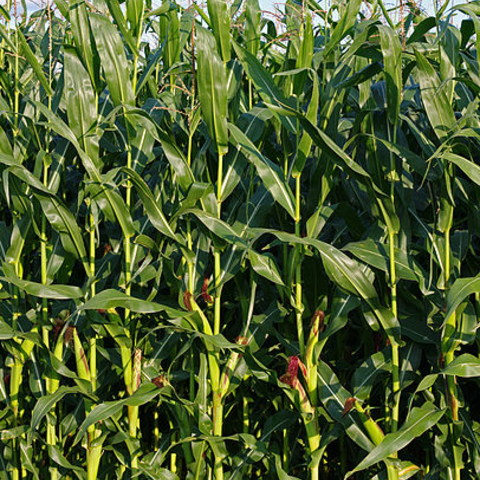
1;0;480;479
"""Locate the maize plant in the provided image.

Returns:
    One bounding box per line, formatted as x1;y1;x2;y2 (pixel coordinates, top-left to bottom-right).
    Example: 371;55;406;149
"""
2;0;480;479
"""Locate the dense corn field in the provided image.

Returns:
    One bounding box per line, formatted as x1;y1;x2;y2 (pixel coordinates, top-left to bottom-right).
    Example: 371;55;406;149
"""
3;0;480;478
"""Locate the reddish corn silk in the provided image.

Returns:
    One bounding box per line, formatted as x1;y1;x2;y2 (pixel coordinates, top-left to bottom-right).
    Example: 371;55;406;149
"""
64;326;75;346
235;336;248;346
183;291;193;311
53;319;65;342
152;374;167;389
342;397;357;417
201;277;214;305
279;372;294;388
291;356;308;378
288;356;300;379
280;356;307;388
310;310;325;335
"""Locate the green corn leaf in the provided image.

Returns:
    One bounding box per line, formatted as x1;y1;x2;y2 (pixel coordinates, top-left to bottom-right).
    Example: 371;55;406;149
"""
159;0;179;70
0;162;91;274
443;354;480;377
229;124;296;219
35;192;91;274
232;41;297;133
442;152;480;187
121;167;179;242
206;0;230;63
136;45;163;95
29;386;85;442
323;0;363;58
352;350;391;402
248;250;284;286
69;0;99;89
48;445;85;473
345;402;445;478
157;129;195;191
186;208;248;248
196;26;229;155
90;12;135;107
270;231;401;346
104;0;138;53
221;108;272;201
17;29;52;96
53;0;69;18
0;274;83;299
414;49;456;141
293;75;319;176
445;275;480;323
145;1;174;17
378;25;402;125
0;23;15;51
33;102;135;238
344;239;424;283
64;46;99;162
80;288;182;315
74;383;164;445
245;0;261;56
126;0;144;39
19;441;40;480
0;320;14;340
317;361;375;452
336;62;383;90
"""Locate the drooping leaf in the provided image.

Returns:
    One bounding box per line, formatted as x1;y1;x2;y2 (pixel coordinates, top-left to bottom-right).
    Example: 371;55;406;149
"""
443;354;480;377
414;49;456;141
345;402;445;478
229;124;296;219
80;289;181;315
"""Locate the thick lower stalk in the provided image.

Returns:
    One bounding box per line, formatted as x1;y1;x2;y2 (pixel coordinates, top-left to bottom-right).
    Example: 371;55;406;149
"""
128;349;142;472
11;253;21;480
389;230;400;435
87;208;102;480
443;228;461;480
11;359;22;480
213;392;224;480
305;417;320;480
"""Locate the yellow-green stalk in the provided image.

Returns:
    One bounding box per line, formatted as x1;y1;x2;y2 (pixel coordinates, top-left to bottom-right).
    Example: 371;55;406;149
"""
346;399;401;480
294;175;305;356
441;168;462;480
188;295;222;478
86;200;102;480
42;6;58;475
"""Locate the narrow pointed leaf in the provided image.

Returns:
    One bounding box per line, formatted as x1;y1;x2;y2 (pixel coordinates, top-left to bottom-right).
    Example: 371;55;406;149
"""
196;26;229;155
345;402;445;478
229;124;296;219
